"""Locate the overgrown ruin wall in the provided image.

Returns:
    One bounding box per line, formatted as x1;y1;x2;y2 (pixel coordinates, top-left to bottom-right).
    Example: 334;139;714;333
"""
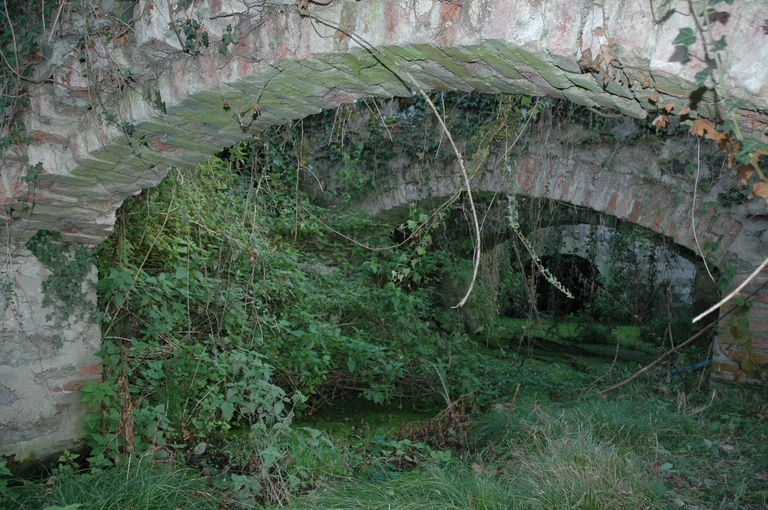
1;0;767;462
0;247;101;463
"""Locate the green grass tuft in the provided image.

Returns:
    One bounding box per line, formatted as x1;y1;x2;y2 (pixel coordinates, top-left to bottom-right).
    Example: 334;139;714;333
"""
8;458;220;510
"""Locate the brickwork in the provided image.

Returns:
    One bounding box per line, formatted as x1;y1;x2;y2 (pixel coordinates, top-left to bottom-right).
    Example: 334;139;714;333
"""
363;146;767;386
1;0;767;245
1;0;768;462
364;152;746;264
712;274;768;384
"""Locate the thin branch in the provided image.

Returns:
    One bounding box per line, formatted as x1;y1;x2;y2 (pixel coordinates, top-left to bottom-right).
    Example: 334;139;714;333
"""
693;255;768;323
584;106;624;119
692;136;715;282
600;310;724;394
303;11;482;308
48;0;67;43
602;278;768;394
421;358;451;407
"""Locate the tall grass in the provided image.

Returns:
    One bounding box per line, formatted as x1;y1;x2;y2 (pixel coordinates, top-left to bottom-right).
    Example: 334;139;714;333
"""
8;457;221;510
291;387;768;509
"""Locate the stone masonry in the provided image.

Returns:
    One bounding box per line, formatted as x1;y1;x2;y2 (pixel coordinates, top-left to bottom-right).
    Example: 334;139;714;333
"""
1;0;767;461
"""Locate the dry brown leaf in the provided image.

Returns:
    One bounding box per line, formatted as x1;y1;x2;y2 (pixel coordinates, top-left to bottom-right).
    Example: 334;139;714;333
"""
649;91;659;102
678;107;691;115
652;115;668;129
705;128;732;152
591;53;604;71
727;142;740;169
749;182;768;205
471;463;483;473
752;150;768;162
663;102;675;113
578;48;593;68
600;44;617;66
690;118;714;136
736;164;754;184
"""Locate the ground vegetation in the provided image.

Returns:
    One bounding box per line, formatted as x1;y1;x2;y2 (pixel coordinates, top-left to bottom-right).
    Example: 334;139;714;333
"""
3;91;767;509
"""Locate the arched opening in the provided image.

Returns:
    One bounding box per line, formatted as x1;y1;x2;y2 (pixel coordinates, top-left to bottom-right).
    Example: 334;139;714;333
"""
534;254;599;317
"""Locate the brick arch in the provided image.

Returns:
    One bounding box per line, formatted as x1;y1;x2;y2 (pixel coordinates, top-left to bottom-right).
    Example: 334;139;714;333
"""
1;0;766;249
2;0;768;462
363;151;742;264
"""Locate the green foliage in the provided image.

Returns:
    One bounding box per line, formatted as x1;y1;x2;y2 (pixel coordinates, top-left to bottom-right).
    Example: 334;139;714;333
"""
717;185;750;207
9;457;222;510
0;459;12;507
170;18;209;54
300;92;507;197
0;0;56;170
26;230;96;333
21;161;42;182
90;128;498;473
219;24;237;54
674;27;697;47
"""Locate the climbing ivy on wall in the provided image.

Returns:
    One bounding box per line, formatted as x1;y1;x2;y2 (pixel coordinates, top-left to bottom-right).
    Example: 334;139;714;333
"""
26;230;96;334
0;0;57;148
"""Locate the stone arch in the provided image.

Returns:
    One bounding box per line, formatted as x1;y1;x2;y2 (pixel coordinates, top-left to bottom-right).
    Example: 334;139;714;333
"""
1;0;766;250
2;0;768;462
530;224;697;314
362;147;743;265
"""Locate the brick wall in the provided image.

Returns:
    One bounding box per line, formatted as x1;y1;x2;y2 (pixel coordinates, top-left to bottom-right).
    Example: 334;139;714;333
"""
712;273;768;384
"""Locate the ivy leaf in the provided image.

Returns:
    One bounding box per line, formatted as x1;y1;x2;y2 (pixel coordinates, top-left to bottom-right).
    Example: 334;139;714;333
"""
689;118;711;135
694;68;712;87
673;28;696;47
22;162;42;182
712;35;727;52
742;354;757;374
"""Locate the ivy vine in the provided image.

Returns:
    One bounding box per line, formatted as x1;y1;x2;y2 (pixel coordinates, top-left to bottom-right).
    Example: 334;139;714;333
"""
26;230;97;334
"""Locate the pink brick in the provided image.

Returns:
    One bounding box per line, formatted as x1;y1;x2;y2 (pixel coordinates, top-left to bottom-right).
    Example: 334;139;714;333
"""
628;200;643;223
79;363;103;376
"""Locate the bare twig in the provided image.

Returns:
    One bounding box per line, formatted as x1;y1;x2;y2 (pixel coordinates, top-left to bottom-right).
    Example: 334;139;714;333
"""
599;313;721;394
303;11;482;308
587;328;621;389
692;136;715;283
693;255;768;323
601;277;768;394
421;358;451;407
584;106;624;119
